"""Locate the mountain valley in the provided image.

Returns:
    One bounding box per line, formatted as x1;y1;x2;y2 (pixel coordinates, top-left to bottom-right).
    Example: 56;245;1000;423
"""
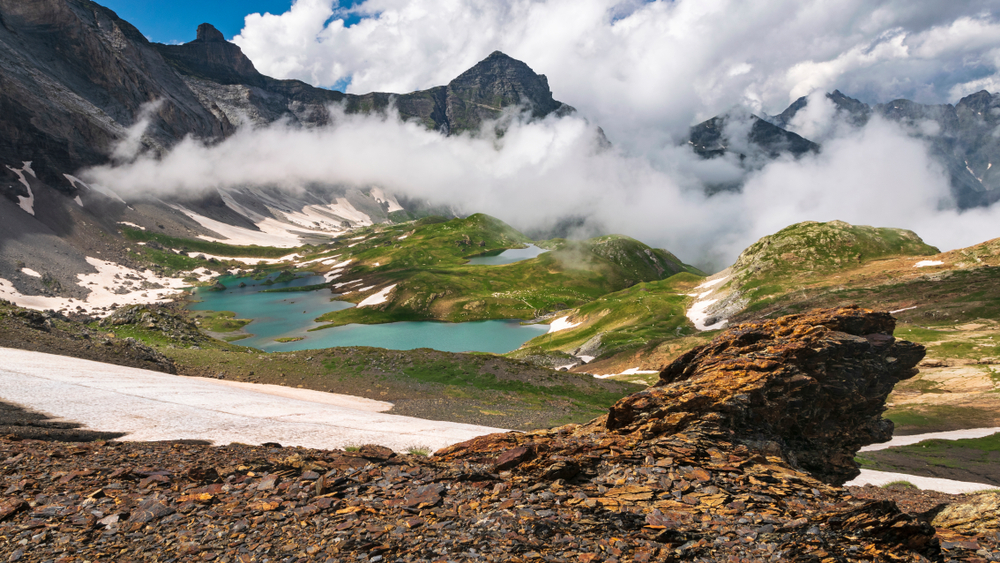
2;1;1000;560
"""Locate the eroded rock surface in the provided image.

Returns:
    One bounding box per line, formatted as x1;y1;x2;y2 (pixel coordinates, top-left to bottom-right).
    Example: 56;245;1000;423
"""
4;307;997;561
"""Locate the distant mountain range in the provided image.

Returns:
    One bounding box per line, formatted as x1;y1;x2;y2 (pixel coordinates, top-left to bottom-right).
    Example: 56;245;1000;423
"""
688;89;1000;208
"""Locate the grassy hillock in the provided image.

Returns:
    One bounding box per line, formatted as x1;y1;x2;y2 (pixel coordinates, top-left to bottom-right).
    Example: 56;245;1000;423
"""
315;214;700;326
516;272;705;361
726;220;938;313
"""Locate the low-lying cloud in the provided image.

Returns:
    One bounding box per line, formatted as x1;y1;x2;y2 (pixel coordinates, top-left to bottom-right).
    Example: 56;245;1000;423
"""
82;104;997;271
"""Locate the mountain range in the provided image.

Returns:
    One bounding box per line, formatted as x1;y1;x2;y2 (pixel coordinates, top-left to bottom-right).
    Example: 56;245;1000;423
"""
689;88;1000;208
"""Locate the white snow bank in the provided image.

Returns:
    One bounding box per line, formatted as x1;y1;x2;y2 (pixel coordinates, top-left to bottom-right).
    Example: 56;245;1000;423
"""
74;196;83;207
20;268;41;278
846;469;996;494
890;306;918;314
548;316;582;333
861;427;1000;452
0;348;504;452
358;284;397;307
915;260;944;268
0;257;194;316
174;205;334;248
687;297;727;331
694;276;728;290
7;164;34;216
398;235;409;240
593;367;660;379
117;221;145;230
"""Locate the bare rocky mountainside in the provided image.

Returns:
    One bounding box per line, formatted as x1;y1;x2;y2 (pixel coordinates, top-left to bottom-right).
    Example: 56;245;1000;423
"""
687;89;1000;208
0;0;577;301
2;307;999;561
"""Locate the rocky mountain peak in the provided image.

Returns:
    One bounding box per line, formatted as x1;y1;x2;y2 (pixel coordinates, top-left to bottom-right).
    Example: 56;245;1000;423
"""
447;50;569;120
154;23;262;86
195;22;226;42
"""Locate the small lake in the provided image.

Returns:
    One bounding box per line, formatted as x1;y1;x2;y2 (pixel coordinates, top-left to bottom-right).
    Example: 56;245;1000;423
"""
465;244;548;266
188;274;547;353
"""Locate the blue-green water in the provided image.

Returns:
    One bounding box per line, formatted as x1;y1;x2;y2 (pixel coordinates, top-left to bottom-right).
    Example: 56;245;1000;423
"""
188;274;547;353
465;244;548;266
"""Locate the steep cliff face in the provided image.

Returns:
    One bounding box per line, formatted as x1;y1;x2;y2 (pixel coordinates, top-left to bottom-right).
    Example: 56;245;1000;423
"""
0;0;231;187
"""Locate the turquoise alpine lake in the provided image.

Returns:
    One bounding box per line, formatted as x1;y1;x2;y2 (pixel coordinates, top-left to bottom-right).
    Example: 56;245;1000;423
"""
187;274;547;353
465;244;548;266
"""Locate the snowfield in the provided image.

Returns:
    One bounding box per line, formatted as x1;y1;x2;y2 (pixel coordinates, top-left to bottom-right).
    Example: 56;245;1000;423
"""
0;348;505;452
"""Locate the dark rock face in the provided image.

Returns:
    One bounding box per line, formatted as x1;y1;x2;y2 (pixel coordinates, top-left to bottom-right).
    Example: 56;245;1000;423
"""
0;0;231;186
155;23;264;86
615;306;923;485
773;89;1000;209
688;113;819;162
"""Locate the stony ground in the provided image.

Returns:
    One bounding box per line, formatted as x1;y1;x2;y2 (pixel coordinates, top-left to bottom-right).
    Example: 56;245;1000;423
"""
2;307;1000;561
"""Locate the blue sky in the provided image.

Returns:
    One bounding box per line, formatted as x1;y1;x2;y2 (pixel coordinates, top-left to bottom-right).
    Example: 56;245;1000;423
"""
98;0;296;43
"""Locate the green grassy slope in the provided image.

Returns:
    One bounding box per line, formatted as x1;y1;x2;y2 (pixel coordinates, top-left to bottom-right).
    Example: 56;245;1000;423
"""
315;214;700;326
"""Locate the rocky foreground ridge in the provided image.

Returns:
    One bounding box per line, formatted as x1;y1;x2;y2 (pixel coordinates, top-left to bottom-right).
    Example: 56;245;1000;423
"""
2;307;999;561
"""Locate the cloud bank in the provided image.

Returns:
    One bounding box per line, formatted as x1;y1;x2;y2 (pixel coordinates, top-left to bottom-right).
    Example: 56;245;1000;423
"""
84;103;999;271
234;0;1000;152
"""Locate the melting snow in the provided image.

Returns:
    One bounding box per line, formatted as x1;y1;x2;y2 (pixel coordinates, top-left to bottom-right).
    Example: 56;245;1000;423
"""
398;235;408;240
592;367;660;379
890;306;918;314
174;205;335;248
686;276;730;331
74;196;83;207
548;316;582;333
7;164;34;216
358;284;397;307
20;268;41;278
914;260;944;268
0;257;198;316
846;469;996;495
0;347;503;451
117;221;145;230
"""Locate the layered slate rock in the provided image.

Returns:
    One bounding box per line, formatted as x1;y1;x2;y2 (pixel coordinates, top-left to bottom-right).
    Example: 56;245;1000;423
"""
7;307;997;561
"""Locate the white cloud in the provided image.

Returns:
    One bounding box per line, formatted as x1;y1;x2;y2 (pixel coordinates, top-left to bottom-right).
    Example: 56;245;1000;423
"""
81;104;1000;271
234;0;1000;151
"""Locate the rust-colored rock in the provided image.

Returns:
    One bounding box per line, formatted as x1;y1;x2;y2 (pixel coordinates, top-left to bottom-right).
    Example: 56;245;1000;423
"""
5;307;997;562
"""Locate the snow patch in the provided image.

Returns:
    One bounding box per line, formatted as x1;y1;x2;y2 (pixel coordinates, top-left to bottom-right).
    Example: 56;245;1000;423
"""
0;257;197;316
398;235;408;240
369;187;404;212
592;367;660;379
890;306;918;314
846;469;996;494
694;277;727;290
20;268;41;278
7;164;34;216
73;196;84;207
861;427;1000;452
117;221;145;230
577;355;595;363
358;284;397;307
174;205;333;248
0;347;504;451
914;260;944;268
686;276;730;331
548;316;582;333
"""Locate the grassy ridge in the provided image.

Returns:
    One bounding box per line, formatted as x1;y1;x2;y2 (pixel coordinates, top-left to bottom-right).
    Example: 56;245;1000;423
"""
518;273;705;359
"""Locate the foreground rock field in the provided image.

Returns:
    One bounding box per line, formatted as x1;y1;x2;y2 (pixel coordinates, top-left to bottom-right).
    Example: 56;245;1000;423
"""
2;307;1000;562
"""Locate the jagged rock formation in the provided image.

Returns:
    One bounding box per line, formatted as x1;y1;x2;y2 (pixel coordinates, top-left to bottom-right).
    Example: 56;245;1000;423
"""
6;306;991;562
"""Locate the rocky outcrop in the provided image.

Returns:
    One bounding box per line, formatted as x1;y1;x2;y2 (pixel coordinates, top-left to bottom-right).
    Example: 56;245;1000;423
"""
155;23;264;86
